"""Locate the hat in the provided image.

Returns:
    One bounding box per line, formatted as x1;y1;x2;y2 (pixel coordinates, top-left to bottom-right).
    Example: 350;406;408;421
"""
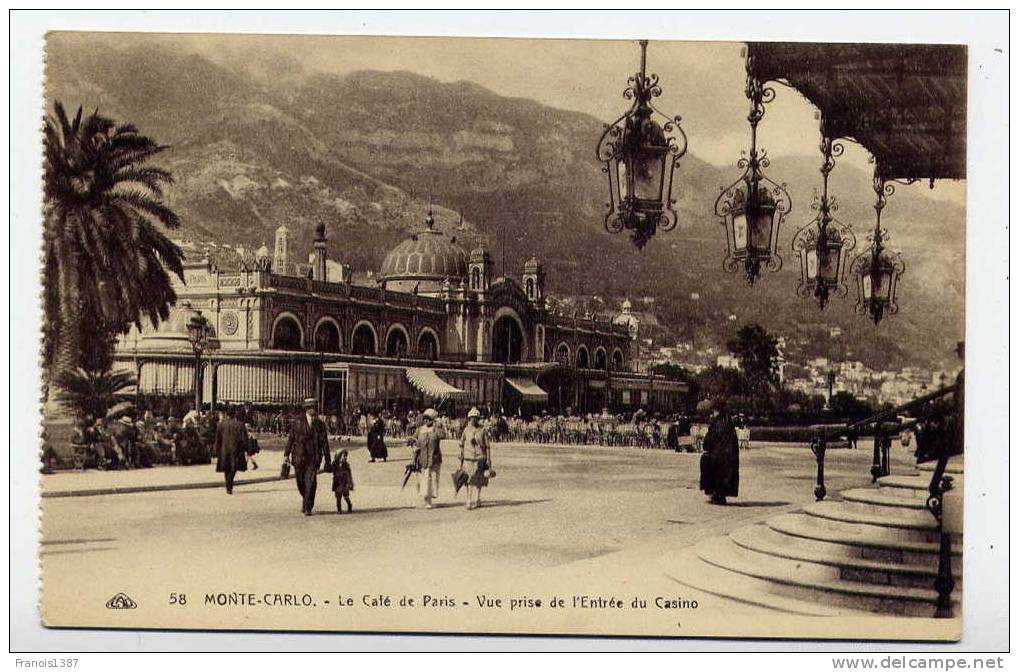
423;408;438;419
303;398;318;409
467;407;481;419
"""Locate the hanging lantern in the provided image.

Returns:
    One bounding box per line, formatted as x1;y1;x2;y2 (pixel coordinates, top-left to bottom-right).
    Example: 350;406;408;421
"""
851;170;907;325
792;131;856;309
716;55;791;285
597;40;688;249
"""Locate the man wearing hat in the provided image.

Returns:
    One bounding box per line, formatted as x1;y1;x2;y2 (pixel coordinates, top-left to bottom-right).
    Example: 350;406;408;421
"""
285;398;332;515
412;408;444;509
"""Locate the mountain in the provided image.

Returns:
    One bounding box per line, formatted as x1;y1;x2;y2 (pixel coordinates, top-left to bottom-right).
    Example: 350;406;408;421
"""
43;34;965;371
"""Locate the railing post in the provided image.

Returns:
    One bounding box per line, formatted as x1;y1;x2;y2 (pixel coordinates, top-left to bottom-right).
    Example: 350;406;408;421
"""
871;422;884;482
810;435;827;501
926;458;955;618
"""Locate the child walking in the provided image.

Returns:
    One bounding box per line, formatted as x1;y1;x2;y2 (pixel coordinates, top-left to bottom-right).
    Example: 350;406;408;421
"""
331;449;354;513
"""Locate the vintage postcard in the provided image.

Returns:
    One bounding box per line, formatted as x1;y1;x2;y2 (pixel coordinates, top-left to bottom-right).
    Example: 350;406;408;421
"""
38;31;966;640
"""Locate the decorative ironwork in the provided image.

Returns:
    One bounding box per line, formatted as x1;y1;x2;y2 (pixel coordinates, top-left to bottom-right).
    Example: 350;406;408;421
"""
597;40;688;249
715;53;791;285
809;436;827;501
792;127;856;309
850;167;907;325
926;473;956;618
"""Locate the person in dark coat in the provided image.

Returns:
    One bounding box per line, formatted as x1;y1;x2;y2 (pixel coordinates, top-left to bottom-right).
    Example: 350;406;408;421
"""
285;398;332;516
214;406;250;494
367;415;388;462
330;449;354;513
699;409;740;505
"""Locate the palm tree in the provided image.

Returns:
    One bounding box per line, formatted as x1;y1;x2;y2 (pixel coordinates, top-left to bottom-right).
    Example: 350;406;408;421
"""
43;102;185;405
55;367;137;422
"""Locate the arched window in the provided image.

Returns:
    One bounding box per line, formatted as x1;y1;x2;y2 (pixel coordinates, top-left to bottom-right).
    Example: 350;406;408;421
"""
526;278;535;298
612;349;625;370
313;320;341;353
418;330;439;360
576;346;590;369
385;327;409;357
555;343;571;365
492;315;524;364
471;268;481;289
594;348;608;371
351;323;377;356
271;315;303;350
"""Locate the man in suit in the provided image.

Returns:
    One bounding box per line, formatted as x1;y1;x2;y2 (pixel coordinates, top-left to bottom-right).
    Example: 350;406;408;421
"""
215;405;250;494
285;398;331;515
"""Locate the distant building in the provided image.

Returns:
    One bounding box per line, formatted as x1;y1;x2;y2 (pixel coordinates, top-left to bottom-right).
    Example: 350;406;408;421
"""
116;215;686;416
717;354;741;370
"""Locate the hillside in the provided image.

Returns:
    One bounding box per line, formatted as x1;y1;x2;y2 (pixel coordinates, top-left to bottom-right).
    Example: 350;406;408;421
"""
43;34;965;371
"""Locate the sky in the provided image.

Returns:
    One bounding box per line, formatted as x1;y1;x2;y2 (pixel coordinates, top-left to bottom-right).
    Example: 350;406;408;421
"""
98;31;966;206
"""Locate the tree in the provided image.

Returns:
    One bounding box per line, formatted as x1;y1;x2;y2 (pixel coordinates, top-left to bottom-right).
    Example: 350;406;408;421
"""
43;102;185;401
727;323;780;392
55;367;137;422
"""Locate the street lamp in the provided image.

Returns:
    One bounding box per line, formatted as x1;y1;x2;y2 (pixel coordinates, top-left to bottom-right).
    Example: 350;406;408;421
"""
716;51;791;285
792;129;857;309
851;169;907;325
186;308;214;412
597;40;688;249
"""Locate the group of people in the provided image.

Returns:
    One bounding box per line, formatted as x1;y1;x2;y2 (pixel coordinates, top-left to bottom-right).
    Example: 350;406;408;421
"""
54;410;229;472
276;399;495;516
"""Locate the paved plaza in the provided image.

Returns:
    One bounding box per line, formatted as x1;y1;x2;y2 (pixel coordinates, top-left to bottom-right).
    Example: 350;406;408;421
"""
39;439;915;634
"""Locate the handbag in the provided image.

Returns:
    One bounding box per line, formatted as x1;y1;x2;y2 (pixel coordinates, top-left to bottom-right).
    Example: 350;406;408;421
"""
280;456;291;479
451;467;469;494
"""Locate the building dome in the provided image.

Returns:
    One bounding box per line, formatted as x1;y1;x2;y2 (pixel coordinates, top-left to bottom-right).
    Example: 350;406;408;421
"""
379;211;468;294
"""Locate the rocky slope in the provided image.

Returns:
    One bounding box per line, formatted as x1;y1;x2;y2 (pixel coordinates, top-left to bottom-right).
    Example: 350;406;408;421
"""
43;34;965;370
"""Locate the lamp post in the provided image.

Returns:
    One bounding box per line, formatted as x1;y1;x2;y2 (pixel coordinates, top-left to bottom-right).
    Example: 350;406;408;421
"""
716;50;791;285
186;309;214;413
851;168;907;325
825;369;837;409
792;126;857;309
597;40;688;249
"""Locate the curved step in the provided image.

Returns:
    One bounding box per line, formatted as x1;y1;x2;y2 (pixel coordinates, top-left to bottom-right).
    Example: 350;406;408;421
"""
768;512;963;562
918;460;964;475
878;474;962;500
840;488;928;511
661;547;870;617
695;536;953;617
831;498;941;525
803;500;947;545
729;523;960;590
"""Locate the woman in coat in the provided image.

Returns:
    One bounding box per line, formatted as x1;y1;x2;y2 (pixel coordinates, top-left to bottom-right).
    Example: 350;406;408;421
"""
367;414;388;462
699;409;740;505
459;407;492;510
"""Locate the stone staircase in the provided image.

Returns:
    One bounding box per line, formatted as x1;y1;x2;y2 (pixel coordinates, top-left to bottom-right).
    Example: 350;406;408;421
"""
663;459;963;617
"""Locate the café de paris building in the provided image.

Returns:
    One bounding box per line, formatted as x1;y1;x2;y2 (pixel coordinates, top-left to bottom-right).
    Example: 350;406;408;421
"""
114;216;687;417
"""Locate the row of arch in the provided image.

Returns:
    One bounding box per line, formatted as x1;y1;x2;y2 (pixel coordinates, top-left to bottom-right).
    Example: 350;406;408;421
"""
551;342;625;371
271;313;440;359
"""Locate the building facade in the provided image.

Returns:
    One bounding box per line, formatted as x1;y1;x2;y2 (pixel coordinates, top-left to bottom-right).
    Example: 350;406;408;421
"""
115;216;687;417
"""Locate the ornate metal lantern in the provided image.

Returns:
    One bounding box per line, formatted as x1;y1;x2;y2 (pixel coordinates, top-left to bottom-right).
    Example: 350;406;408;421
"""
851;170;907;325
792;131;856;309
715;56;791;285
597;40;688;249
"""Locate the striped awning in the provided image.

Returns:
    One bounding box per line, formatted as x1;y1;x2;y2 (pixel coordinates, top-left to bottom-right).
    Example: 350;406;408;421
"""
405;368;466;401
505;377;549;403
216;361;316;404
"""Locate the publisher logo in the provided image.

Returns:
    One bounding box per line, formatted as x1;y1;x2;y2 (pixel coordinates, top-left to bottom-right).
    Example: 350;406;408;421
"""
105;593;137;610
